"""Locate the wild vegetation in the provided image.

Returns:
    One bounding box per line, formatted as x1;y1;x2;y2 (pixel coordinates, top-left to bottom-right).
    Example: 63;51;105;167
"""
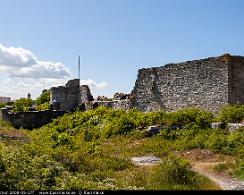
36;90;50;111
0;102;5;108
0;105;243;190
8;90;50;112
11;93;33;112
0;101;14;109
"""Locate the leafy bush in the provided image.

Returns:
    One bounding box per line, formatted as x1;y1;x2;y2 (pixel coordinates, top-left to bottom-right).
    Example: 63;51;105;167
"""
12;97;33;112
0;102;5;108
226;130;244;155
165;108;213;128
50;132;74;148
36;102;49;111
216;105;244;123
152;154;196;187
206;133;227;152
234;161;244;180
112;116;136;135
36;90;50;105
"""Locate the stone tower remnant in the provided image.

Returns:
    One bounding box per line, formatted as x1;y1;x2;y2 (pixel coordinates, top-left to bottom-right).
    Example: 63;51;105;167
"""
50;79;81;111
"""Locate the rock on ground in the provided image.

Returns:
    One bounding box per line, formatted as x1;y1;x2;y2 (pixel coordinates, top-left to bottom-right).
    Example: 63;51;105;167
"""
131;156;161;166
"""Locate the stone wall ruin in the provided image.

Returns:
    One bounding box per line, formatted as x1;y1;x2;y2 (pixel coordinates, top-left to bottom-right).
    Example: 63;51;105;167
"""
49;79;81;111
131;54;244;113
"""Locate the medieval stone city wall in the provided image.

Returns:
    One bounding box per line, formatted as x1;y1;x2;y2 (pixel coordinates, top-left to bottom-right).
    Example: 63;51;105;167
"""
131;55;240;113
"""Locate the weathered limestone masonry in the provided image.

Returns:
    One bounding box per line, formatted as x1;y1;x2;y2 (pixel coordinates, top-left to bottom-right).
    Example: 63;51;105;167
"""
50;79;81;111
80;85;94;103
99;100;132;110
131;54;244;113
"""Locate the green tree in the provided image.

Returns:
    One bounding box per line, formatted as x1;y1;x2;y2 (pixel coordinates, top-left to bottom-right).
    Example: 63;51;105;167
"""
12;93;33;112
36;90;50;110
0;102;5;108
12;98;27;112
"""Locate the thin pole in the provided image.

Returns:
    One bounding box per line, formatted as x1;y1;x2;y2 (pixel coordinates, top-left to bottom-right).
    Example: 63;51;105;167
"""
78;55;80;81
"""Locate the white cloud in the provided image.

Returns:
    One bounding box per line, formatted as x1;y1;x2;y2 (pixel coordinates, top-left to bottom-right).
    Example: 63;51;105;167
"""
0;65;10;72
0;78;70;99
0;43;71;78
0;77;108;100
0;43;108;100
9;61;70;78
0;44;36;67
0;78;42;99
80;79;108;90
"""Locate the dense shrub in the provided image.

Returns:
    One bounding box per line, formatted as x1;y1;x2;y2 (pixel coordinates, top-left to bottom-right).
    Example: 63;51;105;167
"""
152;154;196;187
0;102;5;108
215;105;244;123
206;134;227;152
36;90;50;111
50;132;74;148
12;97;33;112
164;108;213;128
234;161;244;180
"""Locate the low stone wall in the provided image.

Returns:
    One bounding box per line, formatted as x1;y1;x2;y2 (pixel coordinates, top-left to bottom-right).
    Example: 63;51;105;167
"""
0;108;66;129
98;100;132;110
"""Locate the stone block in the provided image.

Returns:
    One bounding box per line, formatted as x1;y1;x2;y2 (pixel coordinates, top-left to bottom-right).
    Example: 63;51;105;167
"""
211;122;225;129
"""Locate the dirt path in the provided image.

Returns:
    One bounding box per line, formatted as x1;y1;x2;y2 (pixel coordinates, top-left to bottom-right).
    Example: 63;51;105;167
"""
130;149;244;190
178;149;244;190
192;161;244;190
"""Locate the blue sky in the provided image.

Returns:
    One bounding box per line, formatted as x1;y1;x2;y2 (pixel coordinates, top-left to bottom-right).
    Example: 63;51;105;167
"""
0;0;244;99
